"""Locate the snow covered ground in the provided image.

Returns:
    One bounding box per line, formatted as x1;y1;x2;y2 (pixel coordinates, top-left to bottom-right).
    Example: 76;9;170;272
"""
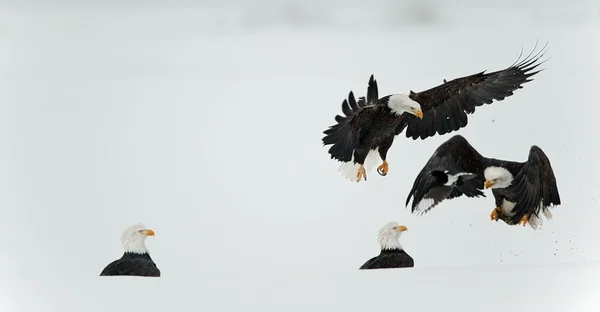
6;263;600;311
1;1;599;311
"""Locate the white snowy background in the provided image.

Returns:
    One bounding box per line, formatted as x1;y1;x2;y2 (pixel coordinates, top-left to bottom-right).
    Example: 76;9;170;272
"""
1;0;599;311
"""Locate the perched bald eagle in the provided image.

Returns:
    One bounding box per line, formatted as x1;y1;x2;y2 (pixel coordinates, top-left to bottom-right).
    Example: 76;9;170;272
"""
322;43;548;182
100;223;161;277
359;222;414;270
405;135;561;230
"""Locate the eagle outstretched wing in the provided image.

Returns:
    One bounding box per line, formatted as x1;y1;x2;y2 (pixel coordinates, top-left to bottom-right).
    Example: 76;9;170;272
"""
396;42;549;140
505;145;561;224
322;75;384;162
405;135;488;215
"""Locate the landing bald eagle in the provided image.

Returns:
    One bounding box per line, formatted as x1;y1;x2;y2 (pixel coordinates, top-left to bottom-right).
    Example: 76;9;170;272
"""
359;222;414;270
405;135;561;230
100;223;161;277
322;43;548;182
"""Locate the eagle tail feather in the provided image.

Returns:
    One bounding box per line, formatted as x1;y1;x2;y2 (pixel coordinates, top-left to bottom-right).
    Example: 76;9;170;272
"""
337;148;380;182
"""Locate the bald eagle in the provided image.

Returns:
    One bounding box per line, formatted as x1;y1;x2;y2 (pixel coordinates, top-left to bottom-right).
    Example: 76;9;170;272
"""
100;223;161;277
405;135;561;230
322;43;548;182
359;222;414;270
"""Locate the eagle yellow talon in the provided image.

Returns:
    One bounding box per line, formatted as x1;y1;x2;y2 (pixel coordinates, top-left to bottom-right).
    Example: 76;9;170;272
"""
518;214;529;227
357;165;367;182
490;207;502;221
377;161;389;176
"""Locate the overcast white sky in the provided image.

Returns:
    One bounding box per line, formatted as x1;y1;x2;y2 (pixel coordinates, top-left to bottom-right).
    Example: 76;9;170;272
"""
0;1;599;311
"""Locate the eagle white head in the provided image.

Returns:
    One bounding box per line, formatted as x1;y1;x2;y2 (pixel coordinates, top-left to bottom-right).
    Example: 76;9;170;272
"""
387;94;424;119
121;223;155;255
484;166;514;189
377;221;408;251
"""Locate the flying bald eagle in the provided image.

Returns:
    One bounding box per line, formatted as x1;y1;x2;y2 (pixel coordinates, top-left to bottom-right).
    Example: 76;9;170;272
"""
100;223;161;277
359;222;414;270
405;135;561;230
322;43;548;182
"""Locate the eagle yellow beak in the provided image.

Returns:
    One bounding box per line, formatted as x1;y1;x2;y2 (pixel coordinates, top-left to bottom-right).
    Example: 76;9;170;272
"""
415;109;423;119
484;180;495;189
144;229;155;236
397;225;408;232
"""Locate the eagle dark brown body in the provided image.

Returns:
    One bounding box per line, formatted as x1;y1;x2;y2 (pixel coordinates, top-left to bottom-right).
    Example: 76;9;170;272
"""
100;252;161;277
359;249;415;270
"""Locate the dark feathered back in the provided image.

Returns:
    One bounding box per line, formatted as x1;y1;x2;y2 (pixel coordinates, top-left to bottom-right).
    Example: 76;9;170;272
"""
359;249;415;270
100;252;161;277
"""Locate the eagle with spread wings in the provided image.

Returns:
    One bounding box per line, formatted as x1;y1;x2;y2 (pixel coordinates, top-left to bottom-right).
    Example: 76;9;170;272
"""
322;43;548;182
404;135;561;230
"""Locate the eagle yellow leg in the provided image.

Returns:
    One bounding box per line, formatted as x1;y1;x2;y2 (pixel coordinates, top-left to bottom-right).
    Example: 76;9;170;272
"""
518;214;529;227
357;164;367;182
490;207;502;221
377;161;389;176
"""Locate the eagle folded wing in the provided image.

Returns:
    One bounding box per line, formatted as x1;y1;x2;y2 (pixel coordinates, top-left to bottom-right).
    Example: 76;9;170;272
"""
505;145;561;224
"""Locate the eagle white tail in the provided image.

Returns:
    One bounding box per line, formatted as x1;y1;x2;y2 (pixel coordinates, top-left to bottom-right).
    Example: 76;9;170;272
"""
337;148;380;182
502;199;555;230
528;204;555;230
